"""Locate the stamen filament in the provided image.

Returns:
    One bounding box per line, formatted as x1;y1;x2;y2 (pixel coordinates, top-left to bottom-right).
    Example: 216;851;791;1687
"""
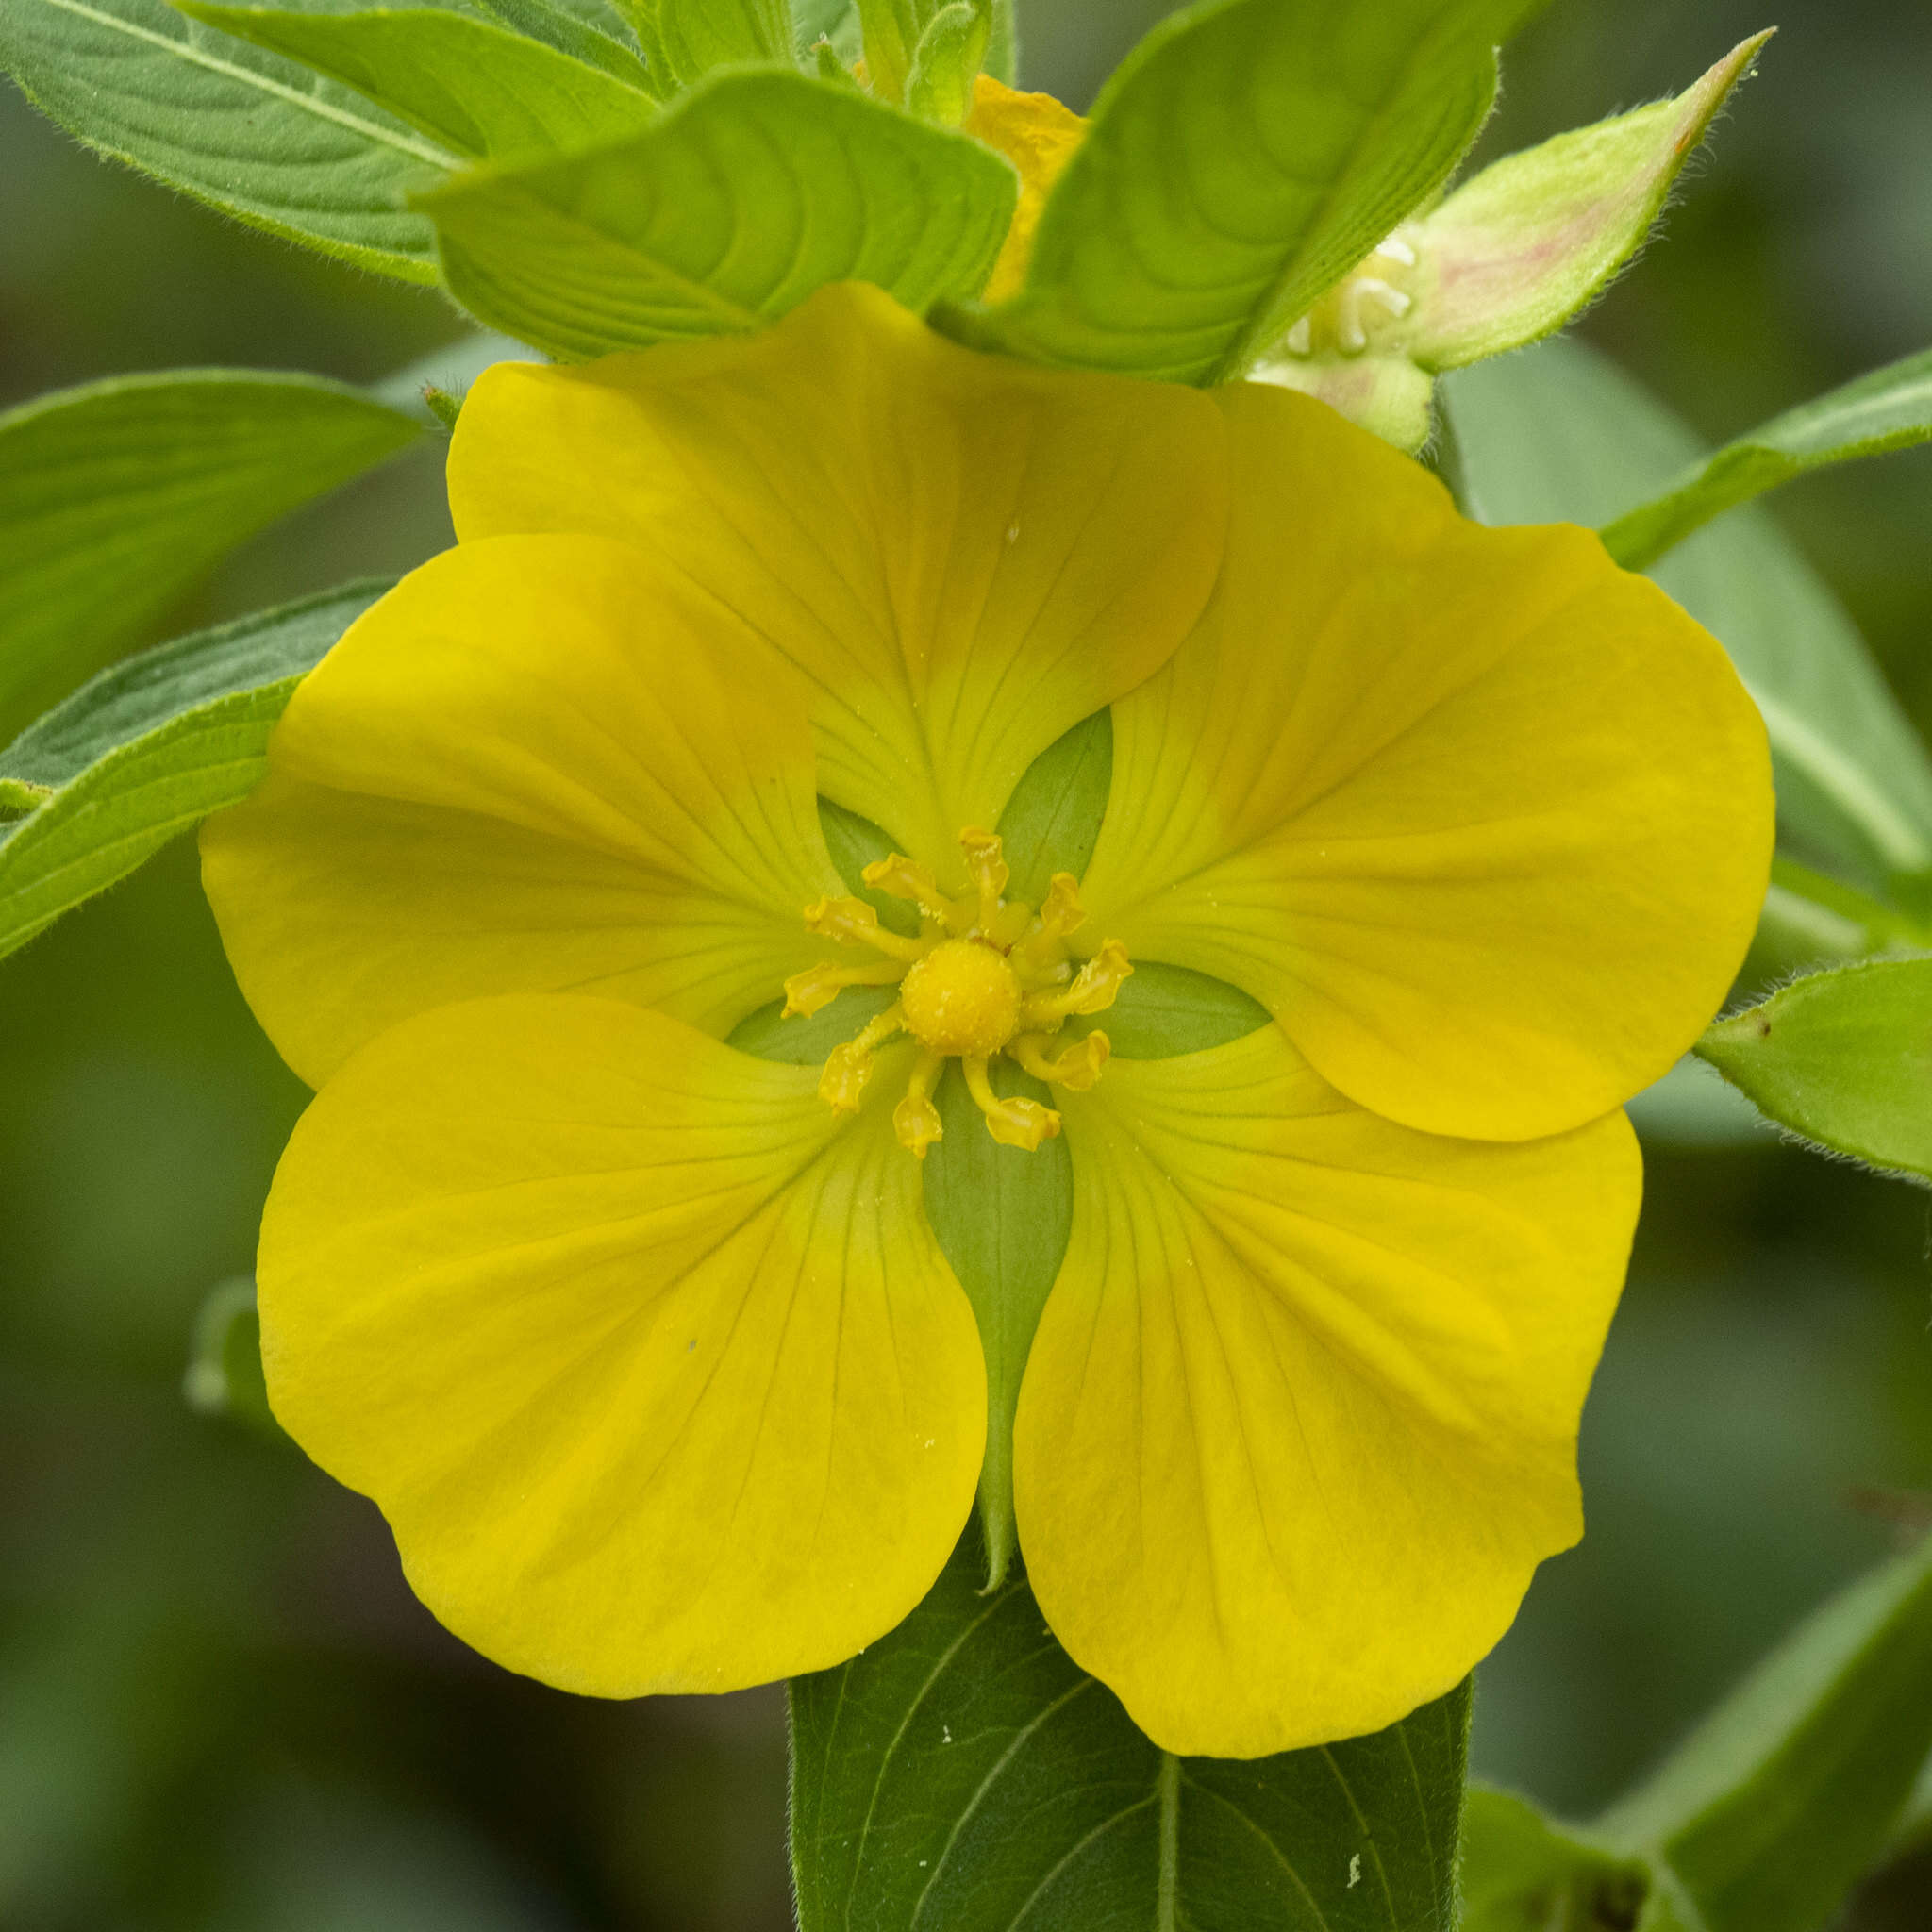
959;826;1008;934
803;894;930;963
893;1049;947;1158
819;1004;908;1112
783;958;906;1019
963;1054;1060;1152
1021;940;1133;1026
860;854;958;928
1010;1029;1110;1091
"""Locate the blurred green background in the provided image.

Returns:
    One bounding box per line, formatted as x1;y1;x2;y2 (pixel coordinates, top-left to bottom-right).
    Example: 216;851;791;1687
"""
4;1;1931;1924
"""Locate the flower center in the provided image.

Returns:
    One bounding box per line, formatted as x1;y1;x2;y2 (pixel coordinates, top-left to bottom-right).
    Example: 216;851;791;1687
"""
781;825;1132;1157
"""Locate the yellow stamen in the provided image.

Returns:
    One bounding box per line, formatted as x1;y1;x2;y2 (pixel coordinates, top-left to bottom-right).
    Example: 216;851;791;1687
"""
782;958;906;1019
860;854;958;928
817;1004;907;1112
959;826;1008;933
1009;1029;1110;1091
1036;872;1086;940
1021;939;1133;1026
963;1054;1060;1151
804;894;929;963
893;1050;946;1158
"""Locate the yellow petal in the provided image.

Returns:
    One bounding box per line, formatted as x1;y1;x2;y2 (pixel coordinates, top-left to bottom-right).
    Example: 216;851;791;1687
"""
447;282;1226;873
1015;1024;1640;1757
964;76;1087;302
1078;382;1773;1141
258;995;984;1694
202;535;844;1088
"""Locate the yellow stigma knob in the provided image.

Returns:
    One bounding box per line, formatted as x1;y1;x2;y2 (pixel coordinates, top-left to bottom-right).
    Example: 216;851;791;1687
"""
899;939;1023;1058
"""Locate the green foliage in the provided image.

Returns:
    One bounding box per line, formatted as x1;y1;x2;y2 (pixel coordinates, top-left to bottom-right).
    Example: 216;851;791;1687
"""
470;0;660;92
906;0;990;125
1603;344;1932;572
625;0;794;91
1696;961;1932;1182
177;4;658;159
945;0;1547;385
419;66;1017;358
791;1523;1471;1932
0;0;450;281
0;372;421;738
0;583;386;964
1463;1534;1932;1932
1441;338;1932;891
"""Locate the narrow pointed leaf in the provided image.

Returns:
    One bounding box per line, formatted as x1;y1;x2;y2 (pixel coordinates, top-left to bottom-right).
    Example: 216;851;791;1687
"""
790;1524;1470;1931
1603;345;1932;571
1695;960;1932;1181
419;66;1016;358
1598;1533;1932;1932
0;0;451;280
0;373;422;736
177;4;658;159
942;0;1548;385
1441;338;1932;887
0;583;387;962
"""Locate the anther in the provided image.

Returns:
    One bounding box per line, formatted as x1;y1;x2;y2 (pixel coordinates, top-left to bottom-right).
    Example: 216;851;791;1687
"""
894;1050;946;1158
1010;1030;1110;1091
803;894;929;963
860;854;957;927
817;1004;907;1112
1021;940;1133;1026
963;1055;1060;1152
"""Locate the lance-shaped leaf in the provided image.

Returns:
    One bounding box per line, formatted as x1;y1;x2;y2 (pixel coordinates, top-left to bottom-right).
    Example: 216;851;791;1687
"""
176;4;658;159
419;66;1015;358
1441;338;1932;888
0;583;385;962
0;372;422;737
1603;344;1932;571
790;1524;1470;1932
624;0;792;92
1696;960;1932;1182
1599;1531;1932;1932
942;0;1547;385
0;0;451;281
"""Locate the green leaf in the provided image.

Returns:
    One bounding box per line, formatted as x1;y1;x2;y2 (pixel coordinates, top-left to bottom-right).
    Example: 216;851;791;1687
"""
0;582;386;963
182;1277;285;1439
1695;960;1932;1181
1603;345;1932;572
791;1522;1471;1932
994;708;1111;907
0;0;452;281
0;371;422;737
624;0;792;91
1441;337;1932;889
176;3;658;159
470;0;659;93
419;66;1017;358
1597;1532;1932;1932
943;0;1546;385
1458;1787;1649;1932
923;1062;1070;1589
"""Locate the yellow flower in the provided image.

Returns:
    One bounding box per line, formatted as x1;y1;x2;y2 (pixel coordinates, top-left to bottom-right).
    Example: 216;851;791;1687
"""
202;284;1771;1758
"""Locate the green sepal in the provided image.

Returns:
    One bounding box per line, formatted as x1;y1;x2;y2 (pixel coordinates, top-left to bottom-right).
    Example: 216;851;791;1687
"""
992;708;1111;906
791;1519;1472;1931
1602;341;1932;572
175;3;658;160
0;582;387;965
0;0;447;283
906;0;989;125
816;795;922;935
417;66;1017;358
1695;959;1932;1183
0;371;422;741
